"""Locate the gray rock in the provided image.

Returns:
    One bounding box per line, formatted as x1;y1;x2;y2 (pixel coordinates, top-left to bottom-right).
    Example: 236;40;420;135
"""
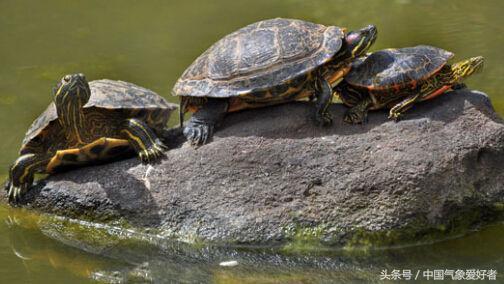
6;89;504;248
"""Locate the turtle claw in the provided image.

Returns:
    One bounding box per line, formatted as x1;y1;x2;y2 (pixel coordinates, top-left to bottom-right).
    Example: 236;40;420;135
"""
183;123;213;146
388;111;402;122
7;183;28;204
139;141;166;164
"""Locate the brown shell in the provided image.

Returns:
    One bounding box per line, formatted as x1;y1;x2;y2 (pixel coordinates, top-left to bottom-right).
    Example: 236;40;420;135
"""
22;79;176;147
345;45;454;91
172;18;345;98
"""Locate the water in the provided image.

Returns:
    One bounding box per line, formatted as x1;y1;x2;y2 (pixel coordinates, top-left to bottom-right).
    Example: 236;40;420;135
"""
0;205;502;283
0;0;503;282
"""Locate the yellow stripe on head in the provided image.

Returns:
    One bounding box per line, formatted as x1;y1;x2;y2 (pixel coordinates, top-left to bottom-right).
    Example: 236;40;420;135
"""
351;37;366;57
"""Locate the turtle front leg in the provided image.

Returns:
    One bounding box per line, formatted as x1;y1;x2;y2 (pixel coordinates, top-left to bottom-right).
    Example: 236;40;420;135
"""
313;78;333;126
344;96;373;124
121;119;166;163
388;93;421;121
6;153;51;202
184;98;228;146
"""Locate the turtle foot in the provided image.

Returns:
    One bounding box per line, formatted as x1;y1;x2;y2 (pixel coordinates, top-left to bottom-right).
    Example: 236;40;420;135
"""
315;112;333;127
139;140;166;164
388;111;403;122
7;182;29;204
183;122;214;146
344;109;368;124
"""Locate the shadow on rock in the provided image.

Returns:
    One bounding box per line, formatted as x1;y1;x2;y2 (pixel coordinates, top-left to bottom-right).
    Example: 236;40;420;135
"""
216;88;495;141
22;159;162;227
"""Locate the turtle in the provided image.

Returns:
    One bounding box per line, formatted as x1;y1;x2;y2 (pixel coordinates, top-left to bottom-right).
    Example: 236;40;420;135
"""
335;45;484;123
5;73;177;202
173;18;377;145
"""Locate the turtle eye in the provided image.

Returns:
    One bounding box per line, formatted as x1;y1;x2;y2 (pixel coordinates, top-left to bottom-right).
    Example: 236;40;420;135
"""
63;75;71;82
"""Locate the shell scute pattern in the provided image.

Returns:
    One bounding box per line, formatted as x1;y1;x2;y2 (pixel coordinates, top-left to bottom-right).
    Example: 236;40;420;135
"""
238;29;279;72
257;17;292;29
346;45;454;91
173;18;344;99
22;103;58;146
208;36;240;80
86;80;173;110
21;80;175;151
278;24;316;59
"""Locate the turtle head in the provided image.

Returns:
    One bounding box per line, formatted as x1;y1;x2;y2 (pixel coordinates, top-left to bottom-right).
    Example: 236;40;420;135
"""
344;25;377;58
450;56;484;83
53;73;90;133
53;73;91;107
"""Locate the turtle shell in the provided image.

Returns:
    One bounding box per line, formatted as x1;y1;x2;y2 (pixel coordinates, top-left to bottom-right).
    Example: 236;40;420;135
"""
21;79;175;148
345;45;454;91
172;18;345;98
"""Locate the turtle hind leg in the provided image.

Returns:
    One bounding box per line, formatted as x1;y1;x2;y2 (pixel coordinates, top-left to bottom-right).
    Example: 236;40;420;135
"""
344;96;373;124
7;153;51;203
184;98;228;146
389;93;421;121
313;78;333;126
121;118;166;164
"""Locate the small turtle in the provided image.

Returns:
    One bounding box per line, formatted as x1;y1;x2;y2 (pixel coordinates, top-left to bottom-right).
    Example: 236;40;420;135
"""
5;73;177;202
173;18;377;145
336;45;484;123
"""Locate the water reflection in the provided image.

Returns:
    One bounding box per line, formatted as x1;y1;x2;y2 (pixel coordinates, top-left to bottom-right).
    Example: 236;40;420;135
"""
1;205;503;283
0;206;120;283
0;0;503;283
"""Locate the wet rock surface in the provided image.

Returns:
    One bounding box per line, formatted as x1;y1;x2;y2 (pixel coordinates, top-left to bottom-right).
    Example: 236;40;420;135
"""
4;89;504;247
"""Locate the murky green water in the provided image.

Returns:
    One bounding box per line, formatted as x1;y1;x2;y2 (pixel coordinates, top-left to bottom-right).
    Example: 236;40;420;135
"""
0;0;503;283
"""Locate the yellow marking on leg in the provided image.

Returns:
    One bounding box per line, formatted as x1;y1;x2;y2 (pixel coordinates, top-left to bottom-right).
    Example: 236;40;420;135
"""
18;167;31;184
46;138;129;172
128;119;157;147
47;148;82;173
79;137;129;159
121;129;148;151
11;154;35;173
389;93;421;118
18;158;47;182
325;65;351;86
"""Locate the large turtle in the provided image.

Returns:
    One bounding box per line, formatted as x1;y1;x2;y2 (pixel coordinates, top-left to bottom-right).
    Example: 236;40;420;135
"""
173;18;377;145
335;45;484;123
5;73;177;202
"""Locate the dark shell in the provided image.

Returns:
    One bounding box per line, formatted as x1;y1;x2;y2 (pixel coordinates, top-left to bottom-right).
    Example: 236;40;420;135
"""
345;45;454;90
86;80;173;109
173;18;345;98
22;80;176;147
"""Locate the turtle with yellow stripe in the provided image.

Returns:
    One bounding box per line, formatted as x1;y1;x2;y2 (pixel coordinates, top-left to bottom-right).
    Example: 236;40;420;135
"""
336;45;484;123
5;73;176;202
173;18;378;145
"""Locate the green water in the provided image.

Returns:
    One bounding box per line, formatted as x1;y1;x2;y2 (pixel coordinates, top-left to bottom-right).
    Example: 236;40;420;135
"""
0;0;503;283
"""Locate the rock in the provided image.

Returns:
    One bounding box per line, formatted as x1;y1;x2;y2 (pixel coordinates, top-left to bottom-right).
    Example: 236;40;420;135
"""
4;89;504;249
